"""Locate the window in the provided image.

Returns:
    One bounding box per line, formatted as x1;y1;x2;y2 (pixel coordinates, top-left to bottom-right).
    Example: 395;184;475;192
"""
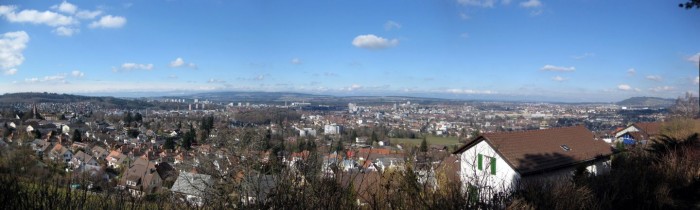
477;154;497;175
561;144;571;151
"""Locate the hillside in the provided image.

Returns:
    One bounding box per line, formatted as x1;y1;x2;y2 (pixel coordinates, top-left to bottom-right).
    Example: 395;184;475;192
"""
0;92;153;109
617;97;674;107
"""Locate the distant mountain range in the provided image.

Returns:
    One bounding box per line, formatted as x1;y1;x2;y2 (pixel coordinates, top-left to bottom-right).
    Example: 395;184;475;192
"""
616;97;675;107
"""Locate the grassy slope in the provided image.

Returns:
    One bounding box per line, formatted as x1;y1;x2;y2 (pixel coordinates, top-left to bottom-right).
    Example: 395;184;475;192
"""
390;135;461;147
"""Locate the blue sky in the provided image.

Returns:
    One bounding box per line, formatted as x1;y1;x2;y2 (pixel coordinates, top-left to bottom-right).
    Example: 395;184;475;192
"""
0;0;698;102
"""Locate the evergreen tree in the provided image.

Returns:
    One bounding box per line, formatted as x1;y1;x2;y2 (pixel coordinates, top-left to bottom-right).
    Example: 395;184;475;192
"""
182;124;195;150
371;131;378;143
201;116;214;133
420;136;428;153
335;139;344;152
33;130;41;139
123;112;133;125
164;137;175;150
72;129;82;142
134;112;143;122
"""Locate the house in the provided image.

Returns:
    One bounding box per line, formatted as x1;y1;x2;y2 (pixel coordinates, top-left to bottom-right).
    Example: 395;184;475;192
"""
241;173;277;205
106;150;128;168
453;126;613;194
170;172;213;206
30;139;52;156
614;122;662;145
120;157;163;197
91;145;109;161
71;151;101;172
374;157;405;172
49;144;73;163
155;162;177;187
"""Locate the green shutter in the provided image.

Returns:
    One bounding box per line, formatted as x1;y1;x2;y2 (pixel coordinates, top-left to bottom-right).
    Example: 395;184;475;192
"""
490;157;497;175
477;154;483;170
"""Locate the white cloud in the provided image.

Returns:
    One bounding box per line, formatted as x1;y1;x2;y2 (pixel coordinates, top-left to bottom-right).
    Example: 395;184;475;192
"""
3;68;17;75
0;5;15;15
0;4;117;37
343;84;363;91
291;58;302;65
552;76;567;82
254;74;265;81
168;75;178;79
695;76;699;85
75;10;102;19
627;68;636;76
571;52;594;60
89;15;126;28
115;63;153;71
649;86;675;92
645;75;662;82
169;57;184;67
460;32;469;38
459;12;470;20
53;26;78;36
352;34;399;50
384;20;401;31
0;31;29;75
445;88;496;94
169;57;197;69
51;1;77;14
457;0;497;8
1;6;77;27
541;65;575;72
26;74;67;83
207;78;226;83
529;9;543;16
520;0;542;8
688;52;700;63
618;84;632;91
71;70;84;77
41;74;66;82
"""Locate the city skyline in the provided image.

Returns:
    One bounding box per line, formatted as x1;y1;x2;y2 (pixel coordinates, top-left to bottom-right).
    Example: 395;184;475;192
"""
0;0;698;102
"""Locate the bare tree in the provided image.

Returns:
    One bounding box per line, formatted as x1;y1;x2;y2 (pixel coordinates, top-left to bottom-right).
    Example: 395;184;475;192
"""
669;92;699;118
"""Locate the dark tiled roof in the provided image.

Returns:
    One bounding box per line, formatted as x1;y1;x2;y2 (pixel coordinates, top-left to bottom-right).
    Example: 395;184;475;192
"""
633;122;662;136
627;131;646;141
455;126;613;175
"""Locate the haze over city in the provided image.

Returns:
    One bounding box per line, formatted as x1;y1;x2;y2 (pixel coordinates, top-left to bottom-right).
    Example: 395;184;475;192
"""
0;0;698;102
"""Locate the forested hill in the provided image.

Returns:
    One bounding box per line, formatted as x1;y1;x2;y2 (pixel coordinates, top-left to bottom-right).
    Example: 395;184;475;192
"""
617;97;675;108
0;92;153;109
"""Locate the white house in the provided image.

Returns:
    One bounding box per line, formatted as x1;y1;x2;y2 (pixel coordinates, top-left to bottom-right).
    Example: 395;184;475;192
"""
453;126;613;195
613;122;662;145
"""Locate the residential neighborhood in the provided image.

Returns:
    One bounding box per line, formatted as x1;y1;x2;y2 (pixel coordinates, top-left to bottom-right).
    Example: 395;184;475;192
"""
0;92;697;209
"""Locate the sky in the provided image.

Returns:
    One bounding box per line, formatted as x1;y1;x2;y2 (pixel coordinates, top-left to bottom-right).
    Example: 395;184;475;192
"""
0;0;698;102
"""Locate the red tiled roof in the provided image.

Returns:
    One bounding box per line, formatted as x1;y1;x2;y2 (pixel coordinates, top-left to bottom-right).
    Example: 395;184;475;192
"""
455;126;613;175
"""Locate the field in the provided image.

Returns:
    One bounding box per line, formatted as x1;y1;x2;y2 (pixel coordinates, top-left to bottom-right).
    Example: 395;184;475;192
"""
390;135;462;147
